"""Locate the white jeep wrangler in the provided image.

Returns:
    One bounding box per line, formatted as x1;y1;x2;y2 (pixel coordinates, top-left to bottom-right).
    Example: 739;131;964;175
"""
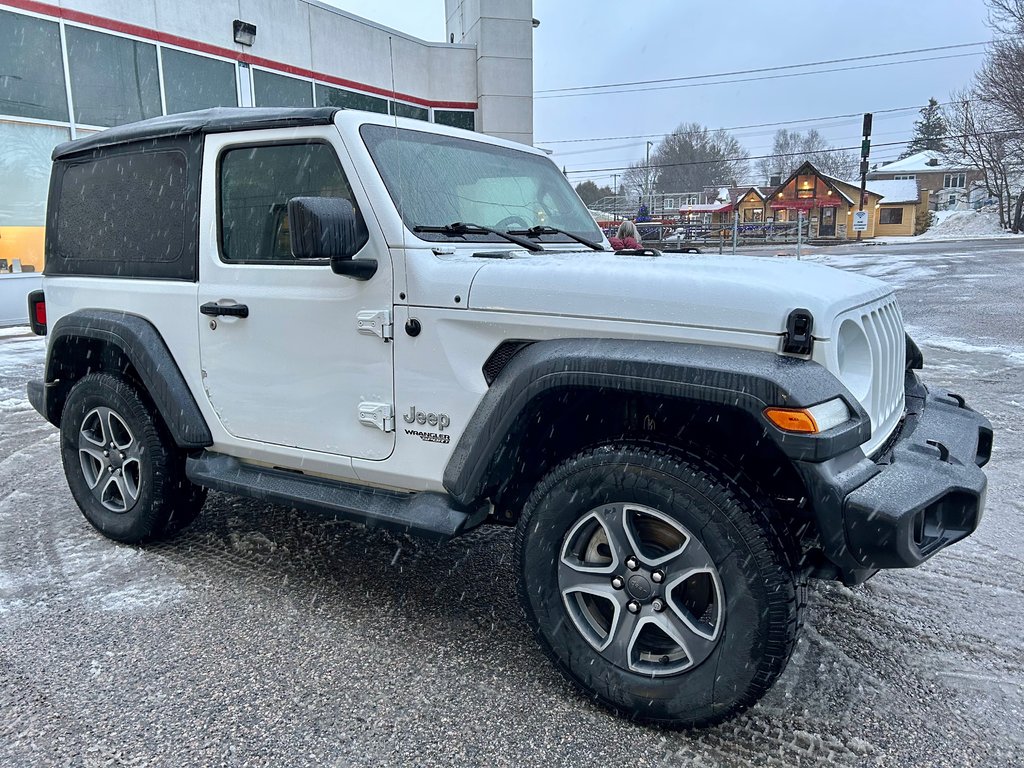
27;108;992;728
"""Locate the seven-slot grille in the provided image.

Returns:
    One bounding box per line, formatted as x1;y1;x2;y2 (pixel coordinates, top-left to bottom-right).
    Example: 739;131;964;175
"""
861;299;906;431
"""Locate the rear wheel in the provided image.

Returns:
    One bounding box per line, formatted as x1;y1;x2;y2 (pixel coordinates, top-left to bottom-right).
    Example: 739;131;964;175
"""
60;373;206;543
515;445;800;727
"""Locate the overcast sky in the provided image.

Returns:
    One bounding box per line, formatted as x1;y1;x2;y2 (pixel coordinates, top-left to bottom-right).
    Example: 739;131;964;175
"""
324;1;991;186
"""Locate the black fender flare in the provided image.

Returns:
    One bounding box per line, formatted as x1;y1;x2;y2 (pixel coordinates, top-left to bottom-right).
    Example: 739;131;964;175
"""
443;338;869;506
42;309;213;449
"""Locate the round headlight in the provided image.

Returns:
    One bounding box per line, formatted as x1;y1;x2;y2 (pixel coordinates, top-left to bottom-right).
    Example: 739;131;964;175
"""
837;319;872;402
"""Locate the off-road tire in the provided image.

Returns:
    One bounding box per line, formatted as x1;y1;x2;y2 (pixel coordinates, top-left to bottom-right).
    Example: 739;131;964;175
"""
515;444;801;728
60;373;206;543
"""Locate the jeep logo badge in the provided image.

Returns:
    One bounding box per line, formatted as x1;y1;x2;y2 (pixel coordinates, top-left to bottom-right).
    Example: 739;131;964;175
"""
627;574;653;600
404;405;450;431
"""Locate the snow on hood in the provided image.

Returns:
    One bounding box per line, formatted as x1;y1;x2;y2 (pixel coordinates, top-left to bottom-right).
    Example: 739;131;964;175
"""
467;250;892;337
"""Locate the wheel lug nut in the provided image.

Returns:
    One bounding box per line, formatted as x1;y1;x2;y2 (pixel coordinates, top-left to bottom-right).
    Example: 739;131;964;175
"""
627;600;641;614
652;570;665;584
652;598;665;612
611;576;624;590
625;556;640;571
103;450;109;457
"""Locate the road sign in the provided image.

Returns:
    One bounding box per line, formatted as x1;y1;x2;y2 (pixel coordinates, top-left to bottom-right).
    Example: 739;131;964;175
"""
853;210;869;232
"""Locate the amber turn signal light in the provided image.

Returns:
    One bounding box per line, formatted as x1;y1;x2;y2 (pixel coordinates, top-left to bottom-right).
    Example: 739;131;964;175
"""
763;407;818;433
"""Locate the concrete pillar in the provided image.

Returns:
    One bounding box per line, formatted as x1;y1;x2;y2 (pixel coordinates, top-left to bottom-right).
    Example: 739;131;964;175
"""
444;0;534;145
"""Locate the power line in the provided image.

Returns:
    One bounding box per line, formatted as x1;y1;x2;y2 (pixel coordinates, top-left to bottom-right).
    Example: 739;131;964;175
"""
556;126;919;159
536;51;984;100
538;102;953;145
537;41;990;94
562;128;1021;176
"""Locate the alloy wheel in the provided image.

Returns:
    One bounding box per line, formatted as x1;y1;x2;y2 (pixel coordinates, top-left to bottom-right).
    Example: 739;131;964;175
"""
78;406;143;513
558;503;724;676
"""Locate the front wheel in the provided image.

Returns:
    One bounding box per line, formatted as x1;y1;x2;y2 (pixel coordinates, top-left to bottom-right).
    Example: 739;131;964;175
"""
515;445;800;728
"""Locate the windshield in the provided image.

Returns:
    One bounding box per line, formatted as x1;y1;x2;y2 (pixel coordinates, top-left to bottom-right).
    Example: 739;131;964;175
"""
360;124;603;245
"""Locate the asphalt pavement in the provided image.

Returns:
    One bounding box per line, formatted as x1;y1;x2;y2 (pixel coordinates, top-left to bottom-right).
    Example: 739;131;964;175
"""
1;238;1022;767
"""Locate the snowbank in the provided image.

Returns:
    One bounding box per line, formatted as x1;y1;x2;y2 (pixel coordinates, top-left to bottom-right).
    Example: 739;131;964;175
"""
879;210;1022;243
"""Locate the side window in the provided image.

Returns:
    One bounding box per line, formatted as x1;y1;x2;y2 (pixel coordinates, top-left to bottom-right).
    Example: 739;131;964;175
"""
54;150;187;265
219;142;361;263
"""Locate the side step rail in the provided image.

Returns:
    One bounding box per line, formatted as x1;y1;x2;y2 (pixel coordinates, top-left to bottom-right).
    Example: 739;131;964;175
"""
186;452;487;541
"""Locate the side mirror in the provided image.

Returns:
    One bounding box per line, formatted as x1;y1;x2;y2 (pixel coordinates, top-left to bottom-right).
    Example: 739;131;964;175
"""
287;196;376;280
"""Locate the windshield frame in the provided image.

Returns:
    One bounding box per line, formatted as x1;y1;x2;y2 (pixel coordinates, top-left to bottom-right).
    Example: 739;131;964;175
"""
359;123;604;247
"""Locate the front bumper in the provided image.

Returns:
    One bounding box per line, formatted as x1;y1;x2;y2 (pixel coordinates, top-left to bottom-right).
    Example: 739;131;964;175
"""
798;371;992;583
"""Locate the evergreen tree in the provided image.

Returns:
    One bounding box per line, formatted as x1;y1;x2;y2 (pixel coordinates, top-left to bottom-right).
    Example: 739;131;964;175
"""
900;98;948;158
573;180;614;207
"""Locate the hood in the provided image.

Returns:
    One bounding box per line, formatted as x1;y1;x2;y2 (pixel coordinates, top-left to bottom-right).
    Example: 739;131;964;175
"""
467;250;892;338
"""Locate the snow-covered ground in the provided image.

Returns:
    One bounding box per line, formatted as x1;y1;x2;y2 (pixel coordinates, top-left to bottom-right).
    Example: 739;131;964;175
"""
1;240;1022;766
877;209;1023;244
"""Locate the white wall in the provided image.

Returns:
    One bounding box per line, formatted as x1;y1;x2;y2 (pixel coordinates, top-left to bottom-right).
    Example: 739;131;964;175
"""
445;0;534;144
0;274;41;327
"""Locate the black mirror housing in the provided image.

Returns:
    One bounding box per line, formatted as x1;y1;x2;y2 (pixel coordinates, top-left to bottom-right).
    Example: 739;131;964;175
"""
287;196;376;279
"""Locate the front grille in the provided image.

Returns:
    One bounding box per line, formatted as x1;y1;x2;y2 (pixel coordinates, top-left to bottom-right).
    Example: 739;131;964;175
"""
861;299;906;432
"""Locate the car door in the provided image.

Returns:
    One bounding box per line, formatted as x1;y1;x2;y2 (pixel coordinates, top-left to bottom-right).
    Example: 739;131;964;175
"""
197;128;395;461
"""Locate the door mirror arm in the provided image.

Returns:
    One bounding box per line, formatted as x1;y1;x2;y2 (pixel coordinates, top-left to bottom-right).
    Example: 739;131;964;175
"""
331;257;378;280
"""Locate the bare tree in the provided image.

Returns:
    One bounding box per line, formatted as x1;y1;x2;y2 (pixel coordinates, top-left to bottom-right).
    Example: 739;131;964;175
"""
944;91;1023;229
974;0;1024;230
646;123;749;193
756;129;858;184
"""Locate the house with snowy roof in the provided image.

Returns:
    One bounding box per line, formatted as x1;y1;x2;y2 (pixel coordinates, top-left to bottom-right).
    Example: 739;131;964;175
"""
868;150;981;211
759;161;927;238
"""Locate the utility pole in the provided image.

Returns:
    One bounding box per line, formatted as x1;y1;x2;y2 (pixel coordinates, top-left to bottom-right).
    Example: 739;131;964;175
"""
612;173;618;221
646;141;654;218
856;112;872;243
796;210;803;259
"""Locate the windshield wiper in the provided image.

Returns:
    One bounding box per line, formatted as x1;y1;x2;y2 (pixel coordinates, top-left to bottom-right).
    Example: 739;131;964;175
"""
507;225;605;251
413;222;543;252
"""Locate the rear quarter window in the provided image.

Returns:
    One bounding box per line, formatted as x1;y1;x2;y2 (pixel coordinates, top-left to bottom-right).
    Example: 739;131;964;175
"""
47;142;199;280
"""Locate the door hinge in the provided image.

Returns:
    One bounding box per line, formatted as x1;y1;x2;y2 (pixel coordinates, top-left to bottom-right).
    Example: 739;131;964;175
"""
358;402;394;432
357;310;393;341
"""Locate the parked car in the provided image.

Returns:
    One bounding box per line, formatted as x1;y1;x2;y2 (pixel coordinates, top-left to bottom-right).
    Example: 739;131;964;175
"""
27;107;992;728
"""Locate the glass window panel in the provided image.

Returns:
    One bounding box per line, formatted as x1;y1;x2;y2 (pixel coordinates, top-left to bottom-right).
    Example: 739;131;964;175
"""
162;49;237;114
315;84;387;114
433;110;475;131
253;70;312;107
54;150;186;263
0;121;69;226
0;10;69;122
66;26;161;127
389;101;428;121
219;143;363;262
361;125;602;244
879;208;903;225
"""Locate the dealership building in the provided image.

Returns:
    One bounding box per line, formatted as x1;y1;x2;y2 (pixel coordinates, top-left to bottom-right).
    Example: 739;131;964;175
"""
0;0;535;279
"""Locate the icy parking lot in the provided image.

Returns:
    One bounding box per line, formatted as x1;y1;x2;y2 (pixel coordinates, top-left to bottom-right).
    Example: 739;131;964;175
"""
1;239;1022;767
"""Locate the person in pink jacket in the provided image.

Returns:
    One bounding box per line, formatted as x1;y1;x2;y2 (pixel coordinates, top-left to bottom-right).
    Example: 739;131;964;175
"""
608;220;643;250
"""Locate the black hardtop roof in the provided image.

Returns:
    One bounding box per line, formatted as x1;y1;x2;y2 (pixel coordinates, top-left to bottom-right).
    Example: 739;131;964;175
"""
51;107;343;160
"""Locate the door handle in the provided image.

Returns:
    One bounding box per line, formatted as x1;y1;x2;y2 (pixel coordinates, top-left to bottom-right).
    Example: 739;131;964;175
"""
200;301;249;318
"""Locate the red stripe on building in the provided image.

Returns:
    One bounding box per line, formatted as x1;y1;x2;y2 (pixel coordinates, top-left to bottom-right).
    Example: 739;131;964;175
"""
1;0;478;110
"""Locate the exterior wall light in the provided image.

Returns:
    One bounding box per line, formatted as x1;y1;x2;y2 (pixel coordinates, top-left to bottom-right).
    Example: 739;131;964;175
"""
532;18;541;28
233;20;257;46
